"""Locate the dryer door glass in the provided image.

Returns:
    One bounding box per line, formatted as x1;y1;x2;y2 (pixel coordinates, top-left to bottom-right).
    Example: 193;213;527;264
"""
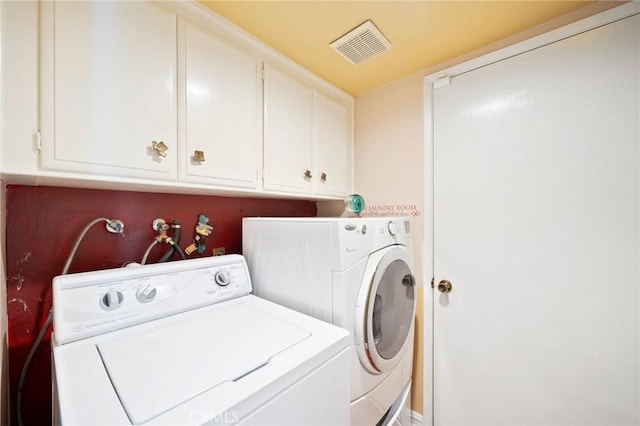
372;258;415;360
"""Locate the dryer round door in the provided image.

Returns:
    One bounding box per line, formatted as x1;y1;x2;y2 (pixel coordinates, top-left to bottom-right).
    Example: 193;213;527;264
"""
354;245;416;374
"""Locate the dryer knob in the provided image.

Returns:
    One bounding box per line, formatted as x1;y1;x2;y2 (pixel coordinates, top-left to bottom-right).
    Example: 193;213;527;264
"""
215;270;232;287
388;221;399;236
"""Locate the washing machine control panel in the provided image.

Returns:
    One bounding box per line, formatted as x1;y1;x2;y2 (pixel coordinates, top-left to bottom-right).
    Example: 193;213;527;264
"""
334;218;412;271
53;255;252;345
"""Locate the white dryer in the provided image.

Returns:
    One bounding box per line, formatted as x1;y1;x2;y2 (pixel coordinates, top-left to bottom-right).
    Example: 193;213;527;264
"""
243;217;416;426
51;255;350;425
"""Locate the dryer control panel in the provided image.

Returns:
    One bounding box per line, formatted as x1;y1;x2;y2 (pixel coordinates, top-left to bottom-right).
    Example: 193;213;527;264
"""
52;255;252;345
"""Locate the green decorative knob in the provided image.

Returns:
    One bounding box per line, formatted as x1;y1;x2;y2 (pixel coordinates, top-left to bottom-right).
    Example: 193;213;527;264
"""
344;194;365;216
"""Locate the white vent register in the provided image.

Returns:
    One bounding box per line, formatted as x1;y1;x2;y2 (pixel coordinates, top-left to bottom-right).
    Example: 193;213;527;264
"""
330;20;392;66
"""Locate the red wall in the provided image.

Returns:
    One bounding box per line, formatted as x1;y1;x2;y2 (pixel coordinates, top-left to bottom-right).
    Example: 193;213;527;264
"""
4;185;316;425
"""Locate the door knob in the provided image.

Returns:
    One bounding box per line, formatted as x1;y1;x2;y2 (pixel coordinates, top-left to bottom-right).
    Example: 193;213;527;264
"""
304;170;312;179
437;279;452;294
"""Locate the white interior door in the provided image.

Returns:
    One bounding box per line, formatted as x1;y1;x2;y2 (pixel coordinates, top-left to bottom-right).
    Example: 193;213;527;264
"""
433;13;639;425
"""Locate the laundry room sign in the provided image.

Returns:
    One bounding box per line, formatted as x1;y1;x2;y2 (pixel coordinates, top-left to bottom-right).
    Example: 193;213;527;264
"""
361;203;422;217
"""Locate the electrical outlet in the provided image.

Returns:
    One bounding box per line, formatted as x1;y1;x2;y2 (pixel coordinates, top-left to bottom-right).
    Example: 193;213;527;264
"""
212;247;226;256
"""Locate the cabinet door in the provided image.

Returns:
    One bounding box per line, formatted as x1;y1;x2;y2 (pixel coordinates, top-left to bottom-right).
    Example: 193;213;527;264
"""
40;1;177;180
179;20;261;188
263;64;313;193
314;91;351;196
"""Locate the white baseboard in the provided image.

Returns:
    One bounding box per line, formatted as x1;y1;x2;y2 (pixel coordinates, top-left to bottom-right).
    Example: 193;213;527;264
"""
410;410;424;426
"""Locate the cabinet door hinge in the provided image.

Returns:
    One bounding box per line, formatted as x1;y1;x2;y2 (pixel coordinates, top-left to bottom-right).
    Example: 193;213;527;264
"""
430;277;435;289
33;129;42;152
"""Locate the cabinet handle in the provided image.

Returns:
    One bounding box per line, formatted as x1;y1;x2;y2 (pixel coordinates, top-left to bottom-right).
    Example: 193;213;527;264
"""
151;141;169;157
193;150;205;163
320;172;327;183
304;170;312;179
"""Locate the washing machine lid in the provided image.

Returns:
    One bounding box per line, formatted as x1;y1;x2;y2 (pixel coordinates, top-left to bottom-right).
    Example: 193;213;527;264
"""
96;301;310;425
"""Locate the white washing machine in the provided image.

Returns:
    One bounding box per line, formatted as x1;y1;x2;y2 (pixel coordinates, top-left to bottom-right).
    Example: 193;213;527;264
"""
242;217;416;426
51;255;350;425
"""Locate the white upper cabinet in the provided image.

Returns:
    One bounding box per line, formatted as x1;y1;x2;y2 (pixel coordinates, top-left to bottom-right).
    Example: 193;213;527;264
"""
178;19;261;189
5;0;353;199
263;63;352;196
40;1;178;180
314;92;350;196
263;64;314;193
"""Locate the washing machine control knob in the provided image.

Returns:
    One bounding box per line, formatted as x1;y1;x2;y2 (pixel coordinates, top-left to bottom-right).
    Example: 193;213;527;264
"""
215;269;232;287
387;221;399;236
136;285;157;303
101;289;124;310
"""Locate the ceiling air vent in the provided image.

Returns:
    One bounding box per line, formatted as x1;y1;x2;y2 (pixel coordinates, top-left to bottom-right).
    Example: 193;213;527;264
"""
330;20;392;66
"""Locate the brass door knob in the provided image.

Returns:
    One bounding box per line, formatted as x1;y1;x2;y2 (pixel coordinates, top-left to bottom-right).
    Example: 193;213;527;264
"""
437;279;452;294
320;172;327;183
151;141;169;157
304;170;312;179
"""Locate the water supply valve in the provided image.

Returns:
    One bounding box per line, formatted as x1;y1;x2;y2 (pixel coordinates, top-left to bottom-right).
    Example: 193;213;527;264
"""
184;214;213;255
152;218;169;233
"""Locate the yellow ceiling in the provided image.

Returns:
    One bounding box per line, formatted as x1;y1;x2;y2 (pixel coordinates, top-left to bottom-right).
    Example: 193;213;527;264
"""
200;1;608;96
